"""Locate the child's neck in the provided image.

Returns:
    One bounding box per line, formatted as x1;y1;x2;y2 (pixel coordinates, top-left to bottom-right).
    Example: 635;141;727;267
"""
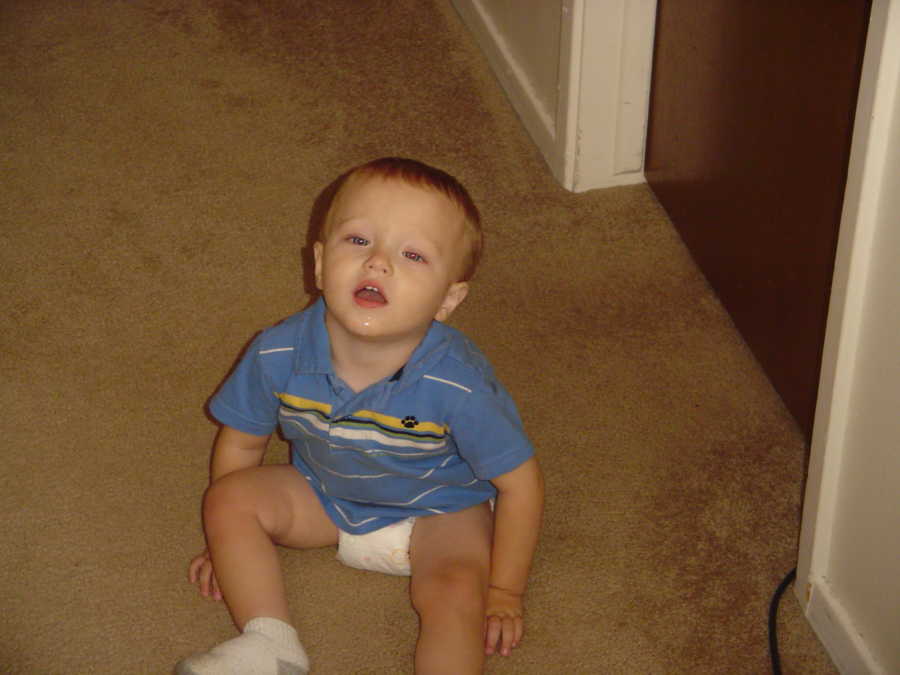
327;326;425;394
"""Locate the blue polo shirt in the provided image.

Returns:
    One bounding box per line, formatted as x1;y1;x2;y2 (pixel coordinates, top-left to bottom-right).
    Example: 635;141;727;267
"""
209;298;534;534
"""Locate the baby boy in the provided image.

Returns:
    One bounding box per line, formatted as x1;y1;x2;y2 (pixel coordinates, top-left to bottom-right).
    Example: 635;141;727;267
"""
176;157;544;674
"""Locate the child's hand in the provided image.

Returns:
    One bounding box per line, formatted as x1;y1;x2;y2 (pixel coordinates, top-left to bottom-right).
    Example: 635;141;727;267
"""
188;549;222;601
484;585;524;657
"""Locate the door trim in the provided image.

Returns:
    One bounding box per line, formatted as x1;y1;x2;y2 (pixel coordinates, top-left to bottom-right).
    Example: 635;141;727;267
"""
797;0;900;672
451;0;657;192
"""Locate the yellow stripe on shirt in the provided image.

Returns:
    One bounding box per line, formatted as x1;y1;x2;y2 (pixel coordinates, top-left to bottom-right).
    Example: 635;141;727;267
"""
276;392;332;416
352;409;447;436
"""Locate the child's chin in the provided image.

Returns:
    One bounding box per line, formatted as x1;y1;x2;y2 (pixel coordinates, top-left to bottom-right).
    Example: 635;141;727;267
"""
349;319;386;336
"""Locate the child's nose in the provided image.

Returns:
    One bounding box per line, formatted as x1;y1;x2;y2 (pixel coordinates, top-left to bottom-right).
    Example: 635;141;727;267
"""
365;249;392;274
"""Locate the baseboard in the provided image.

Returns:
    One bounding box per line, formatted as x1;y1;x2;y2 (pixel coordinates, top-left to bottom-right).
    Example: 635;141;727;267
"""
804;579;885;674
450;0;564;183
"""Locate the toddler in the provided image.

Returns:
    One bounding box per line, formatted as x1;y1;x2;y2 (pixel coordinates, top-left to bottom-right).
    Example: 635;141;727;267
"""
176;157;544;675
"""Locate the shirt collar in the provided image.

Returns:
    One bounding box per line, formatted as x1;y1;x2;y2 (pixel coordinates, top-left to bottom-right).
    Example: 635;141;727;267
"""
292;296;455;387
293;297;334;375
392;320;453;390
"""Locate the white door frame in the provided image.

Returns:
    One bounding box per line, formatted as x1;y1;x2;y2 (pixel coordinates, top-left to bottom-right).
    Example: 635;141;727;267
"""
452;0;657;192
796;0;900;672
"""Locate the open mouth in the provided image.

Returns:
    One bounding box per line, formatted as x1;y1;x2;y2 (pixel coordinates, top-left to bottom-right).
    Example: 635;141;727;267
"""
354;283;387;307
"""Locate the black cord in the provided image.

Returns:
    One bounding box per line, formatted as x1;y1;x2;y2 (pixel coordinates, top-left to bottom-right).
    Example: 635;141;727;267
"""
769;567;798;675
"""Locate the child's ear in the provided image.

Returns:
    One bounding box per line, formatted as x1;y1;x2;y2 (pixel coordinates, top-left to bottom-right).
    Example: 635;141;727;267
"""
313;241;324;290
435;281;469;322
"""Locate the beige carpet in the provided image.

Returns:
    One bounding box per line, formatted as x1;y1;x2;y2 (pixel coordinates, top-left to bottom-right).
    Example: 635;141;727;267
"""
2;1;837;672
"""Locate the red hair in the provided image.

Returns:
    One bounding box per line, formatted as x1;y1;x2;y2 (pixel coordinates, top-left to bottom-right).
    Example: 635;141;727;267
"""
323;157;483;281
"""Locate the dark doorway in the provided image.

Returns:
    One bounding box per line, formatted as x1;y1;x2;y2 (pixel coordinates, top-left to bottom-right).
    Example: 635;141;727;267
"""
645;1;872;437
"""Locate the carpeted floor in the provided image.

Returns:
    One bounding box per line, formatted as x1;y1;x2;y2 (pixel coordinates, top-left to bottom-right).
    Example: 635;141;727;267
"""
1;1;838;672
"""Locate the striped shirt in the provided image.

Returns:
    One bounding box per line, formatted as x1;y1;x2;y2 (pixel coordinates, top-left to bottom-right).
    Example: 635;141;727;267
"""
209;298;534;534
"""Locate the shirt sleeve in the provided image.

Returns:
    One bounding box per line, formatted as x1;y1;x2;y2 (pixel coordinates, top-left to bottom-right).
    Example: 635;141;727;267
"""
208;333;282;436
450;375;535;481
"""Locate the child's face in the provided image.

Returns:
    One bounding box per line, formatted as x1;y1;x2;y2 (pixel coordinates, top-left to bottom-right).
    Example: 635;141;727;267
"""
313;175;470;346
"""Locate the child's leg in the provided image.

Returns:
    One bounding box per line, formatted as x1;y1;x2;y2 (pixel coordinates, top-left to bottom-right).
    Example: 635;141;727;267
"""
409;502;493;675
201;464;339;628
177;464;338;674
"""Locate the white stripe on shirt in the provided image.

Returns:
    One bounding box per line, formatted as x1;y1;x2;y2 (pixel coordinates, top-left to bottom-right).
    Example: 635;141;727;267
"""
423;375;472;393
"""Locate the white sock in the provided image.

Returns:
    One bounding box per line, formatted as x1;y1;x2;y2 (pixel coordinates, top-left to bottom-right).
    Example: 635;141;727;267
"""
175;617;310;675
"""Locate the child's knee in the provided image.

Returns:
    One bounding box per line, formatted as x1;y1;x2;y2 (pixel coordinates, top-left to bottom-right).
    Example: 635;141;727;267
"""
411;563;487;617
202;471;252;528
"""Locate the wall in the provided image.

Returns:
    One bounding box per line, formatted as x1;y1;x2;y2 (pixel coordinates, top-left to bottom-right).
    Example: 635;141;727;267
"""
476;0;562;122
451;0;656;192
797;1;900;672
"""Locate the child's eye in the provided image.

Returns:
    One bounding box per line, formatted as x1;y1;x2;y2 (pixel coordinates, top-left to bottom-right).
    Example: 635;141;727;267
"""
403;251;426;263
348;235;369;246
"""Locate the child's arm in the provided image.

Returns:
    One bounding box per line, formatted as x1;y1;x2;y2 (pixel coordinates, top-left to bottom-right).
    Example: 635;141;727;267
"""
209;424;271;481
485;455;544;657
188;425;271;599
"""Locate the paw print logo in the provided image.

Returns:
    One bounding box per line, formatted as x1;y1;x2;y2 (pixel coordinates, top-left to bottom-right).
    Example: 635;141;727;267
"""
402;416;418;429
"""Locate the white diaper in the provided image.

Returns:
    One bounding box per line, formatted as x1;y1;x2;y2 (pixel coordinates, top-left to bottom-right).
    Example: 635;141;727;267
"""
336;517;416;576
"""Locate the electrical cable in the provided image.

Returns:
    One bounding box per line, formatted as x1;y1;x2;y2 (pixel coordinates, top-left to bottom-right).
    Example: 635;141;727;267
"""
768;567;798;675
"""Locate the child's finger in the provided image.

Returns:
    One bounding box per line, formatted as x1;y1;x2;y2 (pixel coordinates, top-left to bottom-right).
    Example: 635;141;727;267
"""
484;616;502;654
499;616;516;656
199;563;213;597
188;555;204;583
211;571;222;601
